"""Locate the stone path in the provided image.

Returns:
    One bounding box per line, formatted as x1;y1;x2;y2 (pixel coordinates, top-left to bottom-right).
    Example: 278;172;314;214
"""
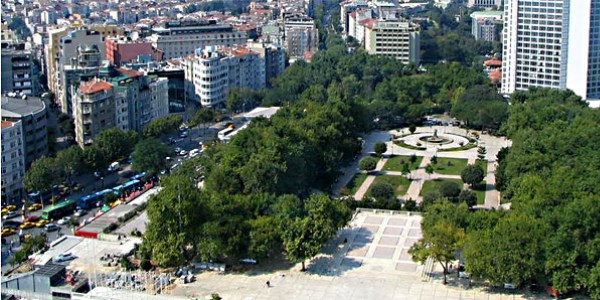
403;156;431;202
354;158;388;200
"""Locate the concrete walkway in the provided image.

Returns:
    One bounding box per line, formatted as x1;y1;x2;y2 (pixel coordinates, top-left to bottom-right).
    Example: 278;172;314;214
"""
354;158;388;200
403;156;431;202
484;162;500;208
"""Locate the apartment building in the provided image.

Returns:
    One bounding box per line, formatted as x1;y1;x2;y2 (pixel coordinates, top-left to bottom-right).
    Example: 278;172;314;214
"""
0;95;48;166
73;79;116;147
467;0;502;8
149;76;170;120
46;24;124;95
283;14;319;60
185;45;266;107
364;19;420;64
106;36;163;66
1;120;25;202
501;0;600;101
60;44;105;115
1;44;40;96
246;41;286;86
470;11;502;42
149;20;247;60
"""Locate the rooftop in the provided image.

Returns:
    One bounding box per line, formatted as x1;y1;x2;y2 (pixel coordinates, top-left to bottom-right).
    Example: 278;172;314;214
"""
1;96;46;118
1;121;14;129
79;79;112;94
470;10;503;19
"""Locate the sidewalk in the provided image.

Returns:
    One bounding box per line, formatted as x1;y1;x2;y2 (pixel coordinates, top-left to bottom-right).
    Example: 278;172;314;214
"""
403;156;432;202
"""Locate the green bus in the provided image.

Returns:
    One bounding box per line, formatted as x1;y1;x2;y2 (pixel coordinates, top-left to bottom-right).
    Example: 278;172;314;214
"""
41;199;77;221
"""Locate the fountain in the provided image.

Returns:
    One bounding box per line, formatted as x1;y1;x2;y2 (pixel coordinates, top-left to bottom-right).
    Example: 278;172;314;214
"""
418;129;453;145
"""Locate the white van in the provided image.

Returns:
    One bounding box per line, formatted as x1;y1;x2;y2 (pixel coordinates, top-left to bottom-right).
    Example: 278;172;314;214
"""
108;161;120;172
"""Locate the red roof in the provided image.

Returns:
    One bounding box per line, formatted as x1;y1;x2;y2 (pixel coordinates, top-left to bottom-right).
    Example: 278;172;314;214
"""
359;18;378;28
1;121;13;129
80;79;112;95
117;68;141;78
484;58;502;67
489;69;502;84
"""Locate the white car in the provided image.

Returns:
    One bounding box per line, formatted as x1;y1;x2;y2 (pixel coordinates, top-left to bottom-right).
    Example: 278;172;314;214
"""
189;149;201;158
54;252;76;263
458;272;470;279
74;209;86;217
179;150;188;156
174;147;181;153
57;216;71;225
503;283;517;290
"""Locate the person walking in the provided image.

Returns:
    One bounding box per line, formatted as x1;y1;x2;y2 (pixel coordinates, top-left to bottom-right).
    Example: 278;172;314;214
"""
266;281;270;288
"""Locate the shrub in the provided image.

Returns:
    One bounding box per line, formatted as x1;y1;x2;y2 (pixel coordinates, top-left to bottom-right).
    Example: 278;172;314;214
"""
103;222;118;233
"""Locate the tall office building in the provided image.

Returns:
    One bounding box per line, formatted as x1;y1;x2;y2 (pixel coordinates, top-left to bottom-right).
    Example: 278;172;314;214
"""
502;0;600;101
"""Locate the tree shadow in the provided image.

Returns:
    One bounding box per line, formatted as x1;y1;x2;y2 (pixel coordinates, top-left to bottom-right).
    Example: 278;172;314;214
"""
305;226;370;277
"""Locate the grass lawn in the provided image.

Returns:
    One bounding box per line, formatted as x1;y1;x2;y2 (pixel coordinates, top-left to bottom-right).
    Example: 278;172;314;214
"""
383;155;423;172
346;173;368;195
420;178;464;197
368;175;411;196
431;158;468;175
475;159;488;170
472;182;487;204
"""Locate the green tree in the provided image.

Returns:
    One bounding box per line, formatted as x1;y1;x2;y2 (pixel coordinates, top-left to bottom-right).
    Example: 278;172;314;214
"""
190;108;215;132
248;216;281;259
94;127;138;162
463;214;547;287
477;146;487;161
359;156;378;172
409;124;417;134
83;145;107;172
374;142;387;156
425;164;434;177
431;155;438;165
226;87;259;113
369;182;395;202
56;146;84;184
143;115;183;137
282;194;349;271
451;85;508;131
141;176;205;266
409;222;465;284
23;157;56;194
457;190;477;207
461;164;484;188
131;138;170;176
439;181;460;198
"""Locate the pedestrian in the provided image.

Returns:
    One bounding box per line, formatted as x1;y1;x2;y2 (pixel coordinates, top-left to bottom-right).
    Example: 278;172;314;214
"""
343;238;348;244
266;281;270;288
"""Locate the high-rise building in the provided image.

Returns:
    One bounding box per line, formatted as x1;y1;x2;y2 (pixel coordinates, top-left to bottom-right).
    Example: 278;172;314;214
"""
1;120;25;203
364;19;420;65
149;20;247;60
502;0;600;101
1;96;48;166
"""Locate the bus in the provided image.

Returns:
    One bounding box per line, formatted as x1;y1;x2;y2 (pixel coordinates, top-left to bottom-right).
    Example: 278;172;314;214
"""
217;127;234;141
77;189;113;210
41;199;77;221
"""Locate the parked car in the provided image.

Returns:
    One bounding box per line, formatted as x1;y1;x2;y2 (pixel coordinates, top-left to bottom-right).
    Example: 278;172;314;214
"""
20;222;36;229
74;209;86;217
174;147;181;153
27;203;43;211
2;211;19;220
179;150;188;156
36;219;49;227
24;215;40;223
504;283;517;290
54;252;76;263
107;162;120;172
45;223;59;231
1;228;16;237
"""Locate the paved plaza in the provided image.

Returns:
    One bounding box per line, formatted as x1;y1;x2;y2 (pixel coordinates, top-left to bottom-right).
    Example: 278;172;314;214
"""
171;211;549;300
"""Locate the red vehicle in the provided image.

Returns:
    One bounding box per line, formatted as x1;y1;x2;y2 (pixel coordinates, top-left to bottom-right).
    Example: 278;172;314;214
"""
25;215;40;223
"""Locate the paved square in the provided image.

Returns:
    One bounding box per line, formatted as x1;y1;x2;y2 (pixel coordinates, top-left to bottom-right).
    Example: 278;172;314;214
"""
364;216;384;224
359;225;380;235
379;236;400;246
383;226;403;236
387;217;407;226
171;211;541;300
373;246;395;259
